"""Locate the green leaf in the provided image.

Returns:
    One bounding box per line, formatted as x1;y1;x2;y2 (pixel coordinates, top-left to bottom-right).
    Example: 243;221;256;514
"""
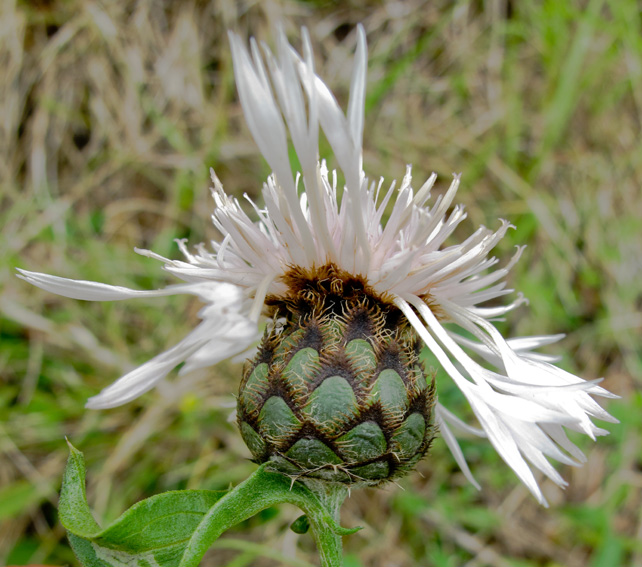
60;441;226;567
180;462;360;567
60;442;360;567
59;441;103;536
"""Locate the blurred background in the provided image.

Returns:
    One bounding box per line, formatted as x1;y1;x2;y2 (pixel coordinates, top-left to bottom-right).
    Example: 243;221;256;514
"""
1;0;641;565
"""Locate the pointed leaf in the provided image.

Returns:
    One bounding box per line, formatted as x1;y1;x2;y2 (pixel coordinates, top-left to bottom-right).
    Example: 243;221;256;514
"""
59;442;360;567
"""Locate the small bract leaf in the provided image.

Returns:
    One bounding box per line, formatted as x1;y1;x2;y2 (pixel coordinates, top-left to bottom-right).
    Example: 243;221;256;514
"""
373;369;409;418
345;339;377;376
239;362;270;410
392;413;426;457
259;396;301;440
351;461;389;481
337;421;387;461
240;422;267;457
304;376;358;427
286;438;343;468
283;347;320;387
290;514;311;534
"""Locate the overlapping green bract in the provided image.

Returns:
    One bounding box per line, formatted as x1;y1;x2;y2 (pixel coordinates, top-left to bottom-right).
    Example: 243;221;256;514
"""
238;266;437;486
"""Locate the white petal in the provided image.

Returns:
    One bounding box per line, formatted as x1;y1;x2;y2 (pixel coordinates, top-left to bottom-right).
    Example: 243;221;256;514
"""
450;332;565;367
85;338;208;409
435;406;481;490
228;33;290;192
540;423;587;463
16;269;199;301
347;25;367;164
436;402;486;437
77;280;257;408
179;318;261;374
395;293;616;505
464;386;548;505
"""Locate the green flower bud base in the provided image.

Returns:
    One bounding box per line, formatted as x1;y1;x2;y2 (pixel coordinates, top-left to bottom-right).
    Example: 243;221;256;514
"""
239;263;437;487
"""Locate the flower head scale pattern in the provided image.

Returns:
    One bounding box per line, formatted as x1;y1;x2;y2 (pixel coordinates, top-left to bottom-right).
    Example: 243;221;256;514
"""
18;25;617;506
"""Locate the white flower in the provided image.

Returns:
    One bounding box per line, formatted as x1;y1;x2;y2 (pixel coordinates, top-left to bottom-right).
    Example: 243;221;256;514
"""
18;25;617;505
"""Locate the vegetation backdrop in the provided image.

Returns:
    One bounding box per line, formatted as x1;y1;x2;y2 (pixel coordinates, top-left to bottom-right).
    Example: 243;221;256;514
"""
2;0;641;566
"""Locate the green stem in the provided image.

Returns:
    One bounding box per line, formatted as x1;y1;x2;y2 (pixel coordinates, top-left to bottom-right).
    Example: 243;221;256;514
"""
179;467;354;567
59;444;358;567
302;480;348;567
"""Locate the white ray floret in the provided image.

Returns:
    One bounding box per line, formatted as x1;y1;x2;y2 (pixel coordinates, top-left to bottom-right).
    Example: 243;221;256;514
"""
19;25;616;504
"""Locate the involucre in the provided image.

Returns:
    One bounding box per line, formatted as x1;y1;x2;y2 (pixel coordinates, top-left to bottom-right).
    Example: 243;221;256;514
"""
238;264;436;487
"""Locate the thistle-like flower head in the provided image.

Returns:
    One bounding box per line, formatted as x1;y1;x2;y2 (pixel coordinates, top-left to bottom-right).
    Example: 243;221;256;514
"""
19;25;617;504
